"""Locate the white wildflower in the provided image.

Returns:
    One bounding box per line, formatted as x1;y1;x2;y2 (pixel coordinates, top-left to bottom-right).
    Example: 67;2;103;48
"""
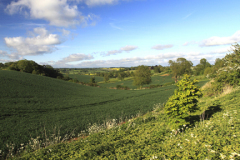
205;144;211;148
210;150;215;153
220;153;226;159
185;139;189;142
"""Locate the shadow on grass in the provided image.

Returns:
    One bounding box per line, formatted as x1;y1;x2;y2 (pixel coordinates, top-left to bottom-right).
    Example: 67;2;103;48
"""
185;105;222;127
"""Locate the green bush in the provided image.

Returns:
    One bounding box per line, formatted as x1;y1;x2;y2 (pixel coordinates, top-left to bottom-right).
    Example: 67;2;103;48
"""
164;74;202;129
116;85;129;90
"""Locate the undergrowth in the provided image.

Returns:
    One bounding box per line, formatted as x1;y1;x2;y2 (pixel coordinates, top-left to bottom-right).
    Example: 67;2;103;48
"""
5;87;240;159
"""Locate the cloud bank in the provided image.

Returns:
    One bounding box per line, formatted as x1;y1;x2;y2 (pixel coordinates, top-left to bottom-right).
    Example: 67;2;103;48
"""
5;0;98;27
105;45;138;56
4;27;61;56
58;53;94;63
151;44;173;50
85;0;118;6
201;30;240;46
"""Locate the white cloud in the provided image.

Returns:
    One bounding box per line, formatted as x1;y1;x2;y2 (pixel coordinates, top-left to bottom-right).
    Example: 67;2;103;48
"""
120;45;138;52
84;0;118;6
103;45;138;56
183;41;197;46
106;50;122;56
5;0;98;27
57;53;94;63
151;44;173;50
200;30;240;46
5;27;61;56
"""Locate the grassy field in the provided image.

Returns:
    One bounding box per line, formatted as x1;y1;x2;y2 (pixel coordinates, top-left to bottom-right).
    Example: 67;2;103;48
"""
18;84;240;159
0;70;178;156
97;74;175;89
68;74;104;83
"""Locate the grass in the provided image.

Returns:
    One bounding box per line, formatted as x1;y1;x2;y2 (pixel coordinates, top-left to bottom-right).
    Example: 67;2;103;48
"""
0;70;178;158
68;74;104;83
16;85;240;160
98;74;175;89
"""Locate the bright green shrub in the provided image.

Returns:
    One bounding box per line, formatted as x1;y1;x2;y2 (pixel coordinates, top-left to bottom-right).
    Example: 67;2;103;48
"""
165;74;202;129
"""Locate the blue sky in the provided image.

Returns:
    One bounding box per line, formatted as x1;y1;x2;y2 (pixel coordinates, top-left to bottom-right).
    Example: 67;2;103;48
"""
1;0;240;68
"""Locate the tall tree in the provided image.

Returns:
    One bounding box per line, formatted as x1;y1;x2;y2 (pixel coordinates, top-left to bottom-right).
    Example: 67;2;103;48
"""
133;65;152;88
104;73;109;82
194;58;211;75
169;58;193;83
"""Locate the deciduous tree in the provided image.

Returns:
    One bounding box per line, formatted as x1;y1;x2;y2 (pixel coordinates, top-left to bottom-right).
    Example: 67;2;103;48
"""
169;58;193;83
133;65;151;88
165;74;202;129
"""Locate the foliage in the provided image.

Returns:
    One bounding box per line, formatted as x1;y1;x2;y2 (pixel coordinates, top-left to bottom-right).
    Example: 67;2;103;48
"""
194;58;211;75
153;66;161;73
68;74;103;83
0;62;4;68
104;73;109;82
3;60;63;79
205;43;240;96
116;85;130;90
169;58;193;83
165;74;202;129
118;72;126;81
99;74;175;89
15;88;240;160
133;65;152;88
0;70;178;158
90;76;96;83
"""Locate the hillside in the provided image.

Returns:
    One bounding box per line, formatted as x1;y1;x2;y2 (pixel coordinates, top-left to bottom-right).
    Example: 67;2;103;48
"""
0;70;179;158
18;85;240;159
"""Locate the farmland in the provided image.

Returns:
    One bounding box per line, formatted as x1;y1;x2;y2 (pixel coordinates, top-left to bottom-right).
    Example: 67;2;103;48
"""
0;70;178;155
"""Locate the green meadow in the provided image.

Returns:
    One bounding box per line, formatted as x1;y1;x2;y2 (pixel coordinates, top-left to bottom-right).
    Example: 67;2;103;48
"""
68;74;104;83
0;70;179;156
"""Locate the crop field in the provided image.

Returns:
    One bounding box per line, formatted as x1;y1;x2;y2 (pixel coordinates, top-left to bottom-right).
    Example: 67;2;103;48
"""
98;74;175;89
68;74;104;83
0;70;177;153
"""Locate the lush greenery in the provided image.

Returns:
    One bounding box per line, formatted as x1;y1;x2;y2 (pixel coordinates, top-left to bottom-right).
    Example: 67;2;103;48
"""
169;58;193;83
204;43;240;96
16;85;240;159
0;70;178;158
165;74;202;129
98;74;176;89
5;43;240;159
133;65;152;88
3;60;63;79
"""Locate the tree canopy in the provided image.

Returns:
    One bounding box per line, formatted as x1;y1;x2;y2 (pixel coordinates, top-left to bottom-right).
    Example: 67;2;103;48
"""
165;74;202;129
133;65;152;88
194;58;211;75
169;58;193;83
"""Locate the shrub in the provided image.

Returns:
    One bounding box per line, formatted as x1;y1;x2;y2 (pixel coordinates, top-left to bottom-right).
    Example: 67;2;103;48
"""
116;85;129;90
164;74;202;129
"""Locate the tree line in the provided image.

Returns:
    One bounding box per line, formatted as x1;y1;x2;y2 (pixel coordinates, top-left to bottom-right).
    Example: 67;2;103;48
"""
1;60;63;79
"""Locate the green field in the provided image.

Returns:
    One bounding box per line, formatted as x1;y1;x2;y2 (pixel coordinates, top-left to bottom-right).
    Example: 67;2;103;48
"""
0;70;177;154
68;74;104;83
97;74;175;89
19;82;240;159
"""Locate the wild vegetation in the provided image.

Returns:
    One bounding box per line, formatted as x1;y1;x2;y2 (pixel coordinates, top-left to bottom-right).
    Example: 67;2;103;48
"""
14;85;240;159
0;70;177;159
1;43;240;159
